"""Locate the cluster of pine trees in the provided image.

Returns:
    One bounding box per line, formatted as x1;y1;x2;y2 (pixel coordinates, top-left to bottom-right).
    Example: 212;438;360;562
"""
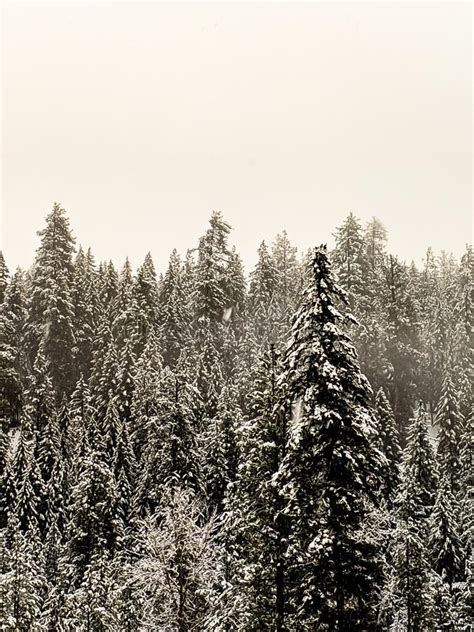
0;204;472;631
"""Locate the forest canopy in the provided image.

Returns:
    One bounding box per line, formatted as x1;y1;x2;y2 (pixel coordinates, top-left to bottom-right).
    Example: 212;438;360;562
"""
0;204;472;631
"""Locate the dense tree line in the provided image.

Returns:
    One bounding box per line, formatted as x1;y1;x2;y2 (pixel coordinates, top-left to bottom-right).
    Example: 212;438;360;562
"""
0;204;472;630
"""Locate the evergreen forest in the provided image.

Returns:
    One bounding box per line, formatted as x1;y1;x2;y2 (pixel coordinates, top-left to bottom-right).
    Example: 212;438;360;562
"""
0;204;472;631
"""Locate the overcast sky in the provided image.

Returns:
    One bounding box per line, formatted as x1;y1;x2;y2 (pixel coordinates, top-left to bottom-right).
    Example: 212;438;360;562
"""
1;2;472;274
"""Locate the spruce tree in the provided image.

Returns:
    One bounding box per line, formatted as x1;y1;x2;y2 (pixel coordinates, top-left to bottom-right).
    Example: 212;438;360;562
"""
133;252;159;354
227;345;288;631
25;203;76;396
72;246;99;381
134;367;204;516
391;517;435;632
1;520;46;630
429;474;464;586
277;245;386;630
0;250;9;304
204;384;241;515
383;256;422;431
331;212;367;309
399;401;438;524
375;387;402;507
158;249;191;368
0;268;27;425
436;368;463;495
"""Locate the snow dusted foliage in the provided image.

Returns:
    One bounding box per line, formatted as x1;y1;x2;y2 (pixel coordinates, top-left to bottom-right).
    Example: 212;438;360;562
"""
0;251;9;305
429;474;465;585
0;267;28;424
0;206;471;630
25;203;76;397
398;401;438;524
375;387;402;507
459;403;473;561
435;367;463;495
331;212;367;310
224;345;288;631
391;517;436;632
277;245;386;630
72;247;99;381
130;488;220;632
0;520;46;630
158;249;192;368
134;367;204;517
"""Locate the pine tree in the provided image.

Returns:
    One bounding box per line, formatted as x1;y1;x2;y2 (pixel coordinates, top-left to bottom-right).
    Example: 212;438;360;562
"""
134;367;204;517
25;203;76;396
331;212;367;310
429;474;464;586
436;369;463;495
66;444;119;583
0;268;27;425
72;246;99;381
459;404;473;562
98;260;119;319
89;319;119;418
227;345;288;631
112;258;137;348
0;521;46;630
391;517;435;632
130;330;163;461
67;550;117;631
133;252;159;354
247;241;278;352
454;245;473;420
194;211;232;323
116;337;136;423
364;217;387;275
277;245;386;630
159;249;191;368
399;401;438;524
383;256;422;431
204;384;241;515
0;251;9;304
271;231;302;344
6;412;46;533
375;387;402;507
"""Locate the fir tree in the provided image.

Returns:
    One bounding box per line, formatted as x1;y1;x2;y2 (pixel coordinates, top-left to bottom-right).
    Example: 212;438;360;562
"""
0;521;46;630
134;368;204;516
436;368;463;495
391;517;435;632
375;387;402;507
399;401;438;524
204;384;241;515
227;345;288;631
0;267;27;426
278;245;386;630
71;246;99;381
429;474;464;586
331;212;367;309
133;252;159;354
25;203;76;396
158;249;191;368
0;250;9;304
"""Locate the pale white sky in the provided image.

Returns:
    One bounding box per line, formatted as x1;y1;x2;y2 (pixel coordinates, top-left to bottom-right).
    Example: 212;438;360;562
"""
1;2;472;274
